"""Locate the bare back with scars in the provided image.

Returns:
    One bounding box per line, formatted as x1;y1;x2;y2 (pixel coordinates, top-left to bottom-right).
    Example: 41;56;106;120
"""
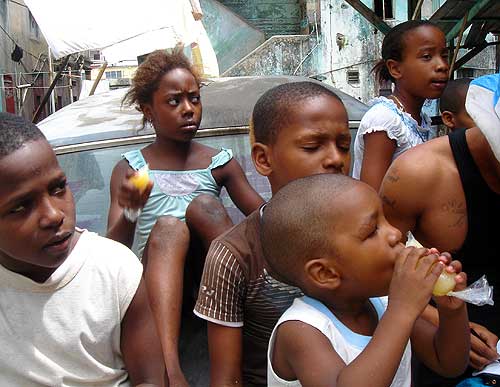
380;127;500;374
380;134;467;253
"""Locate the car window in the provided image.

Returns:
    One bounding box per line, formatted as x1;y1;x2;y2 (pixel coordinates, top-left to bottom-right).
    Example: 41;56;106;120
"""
57;133;272;247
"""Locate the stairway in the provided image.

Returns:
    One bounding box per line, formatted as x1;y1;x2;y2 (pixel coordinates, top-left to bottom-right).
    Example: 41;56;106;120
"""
202;0;316;77
222;34;318;77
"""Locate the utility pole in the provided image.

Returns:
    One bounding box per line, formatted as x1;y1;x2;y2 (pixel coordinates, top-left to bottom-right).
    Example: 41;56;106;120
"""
32;55;70;123
47;47;56;114
89;61;107;96
68;66;73;103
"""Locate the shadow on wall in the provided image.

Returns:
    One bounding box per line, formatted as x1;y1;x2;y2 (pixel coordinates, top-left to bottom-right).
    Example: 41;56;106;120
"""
200;0;266;73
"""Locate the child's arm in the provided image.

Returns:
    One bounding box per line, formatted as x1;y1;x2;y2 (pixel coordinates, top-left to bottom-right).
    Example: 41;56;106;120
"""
468;322;499;369
121;278;165;387
207;323;243;387
213;158;264;216
107;160;153;247
193;240;246;386
421;303;498;370
360;131;397;191
411;259;470;377
272;247;442;387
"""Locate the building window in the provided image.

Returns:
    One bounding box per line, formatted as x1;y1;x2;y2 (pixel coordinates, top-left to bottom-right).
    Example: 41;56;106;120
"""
347;70;360;85
106;70;123;79
457;68;474;79
91;50;102;61
28;11;40;40
374;0;394;20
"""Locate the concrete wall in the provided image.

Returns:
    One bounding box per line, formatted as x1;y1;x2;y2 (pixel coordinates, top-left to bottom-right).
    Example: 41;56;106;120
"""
201;0;266;73
315;0;411;102
0;0;49;119
218;0;302;38
222;35;318;76
457;42;497;78
216;0;408;102
0;0;7;112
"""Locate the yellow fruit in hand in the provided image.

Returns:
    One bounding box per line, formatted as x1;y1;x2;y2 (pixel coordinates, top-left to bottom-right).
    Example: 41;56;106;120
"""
406;233;423;248
129;166;150;193
405;234;456;296
433;271;456;296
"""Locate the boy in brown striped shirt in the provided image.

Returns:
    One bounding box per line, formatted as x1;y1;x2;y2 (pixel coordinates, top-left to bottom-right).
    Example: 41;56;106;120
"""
194;81;353;386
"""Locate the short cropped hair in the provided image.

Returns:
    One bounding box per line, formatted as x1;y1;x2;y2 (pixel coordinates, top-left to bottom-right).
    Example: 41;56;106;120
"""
0;112;45;159
440;78;472;114
252;81;343;146
261;173;358;287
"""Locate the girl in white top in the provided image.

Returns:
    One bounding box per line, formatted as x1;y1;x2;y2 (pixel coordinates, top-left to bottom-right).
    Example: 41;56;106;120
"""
352;20;449;191
260;174;470;387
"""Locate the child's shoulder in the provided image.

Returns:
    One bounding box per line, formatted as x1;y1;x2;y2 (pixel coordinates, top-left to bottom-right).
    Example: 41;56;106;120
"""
362;97;403;123
277;297;332;333
77;229;141;273
191;141;233;170
192;141;232;159
358;98;410;138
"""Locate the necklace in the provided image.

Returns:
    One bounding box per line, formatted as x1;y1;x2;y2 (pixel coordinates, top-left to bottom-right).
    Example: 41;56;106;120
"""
391;95;406;112
389;95;428;143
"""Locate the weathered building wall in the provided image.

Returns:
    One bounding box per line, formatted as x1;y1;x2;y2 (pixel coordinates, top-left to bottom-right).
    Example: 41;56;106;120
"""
0;0;7;112
222;35;317;76
0;0;49;119
209;0;495;104
201;0;266;73
316;0;410;102
458;44;497;78
218;0;302;38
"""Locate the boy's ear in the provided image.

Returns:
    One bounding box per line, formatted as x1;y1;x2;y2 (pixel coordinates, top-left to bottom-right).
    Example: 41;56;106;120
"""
304;258;341;290
252;142;273;177
386;59;402;80
441;111;456;130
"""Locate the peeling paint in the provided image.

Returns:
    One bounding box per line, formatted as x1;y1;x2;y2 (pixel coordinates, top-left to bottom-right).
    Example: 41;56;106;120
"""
219;0;302;38
223;35;316;77
213;0;496;103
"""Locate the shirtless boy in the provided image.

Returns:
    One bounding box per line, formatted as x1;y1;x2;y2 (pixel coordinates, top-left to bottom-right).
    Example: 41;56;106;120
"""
380;74;500;386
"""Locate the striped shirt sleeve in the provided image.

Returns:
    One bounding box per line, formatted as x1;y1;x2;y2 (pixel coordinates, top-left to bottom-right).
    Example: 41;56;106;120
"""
194;240;245;327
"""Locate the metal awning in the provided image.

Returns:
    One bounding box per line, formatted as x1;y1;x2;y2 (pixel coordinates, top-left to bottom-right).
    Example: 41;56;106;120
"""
430;0;500;42
430;0;500;71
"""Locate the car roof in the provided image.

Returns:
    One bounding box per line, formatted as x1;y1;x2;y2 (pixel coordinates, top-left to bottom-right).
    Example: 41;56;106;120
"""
38;75;368;148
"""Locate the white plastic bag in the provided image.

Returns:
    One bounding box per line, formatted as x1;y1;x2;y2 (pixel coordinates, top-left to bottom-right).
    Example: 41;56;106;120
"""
448;275;494;306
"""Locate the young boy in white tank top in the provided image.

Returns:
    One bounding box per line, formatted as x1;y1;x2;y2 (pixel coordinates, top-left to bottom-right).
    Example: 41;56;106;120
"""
261;174;470;387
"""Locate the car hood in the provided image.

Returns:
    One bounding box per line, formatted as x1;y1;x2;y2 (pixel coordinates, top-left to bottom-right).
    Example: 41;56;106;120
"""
39;76;368;147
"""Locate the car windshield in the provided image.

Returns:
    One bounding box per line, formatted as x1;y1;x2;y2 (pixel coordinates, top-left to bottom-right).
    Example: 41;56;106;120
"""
58;132;271;253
